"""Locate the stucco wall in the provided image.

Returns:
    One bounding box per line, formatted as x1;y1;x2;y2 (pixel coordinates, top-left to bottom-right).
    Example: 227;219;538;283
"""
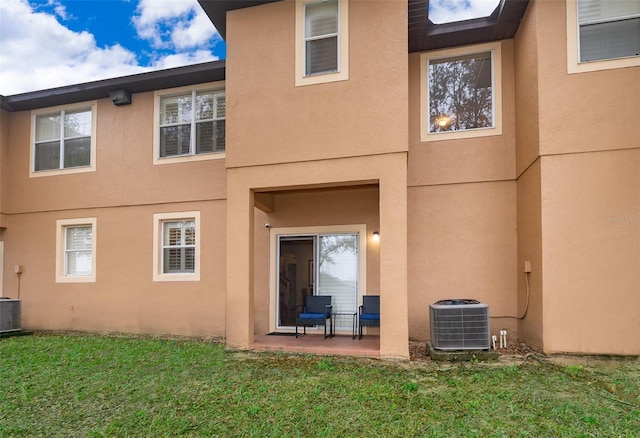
6;93;227;214
516;159;543;349
407;40;518;342
408;40;517;186
4;202;227;336
541;150;640;354
408;182;518;340
513;0;540;176
0;108;8;219
3;88;229;337
515;0;640;355
535;1;640;157
226;0;408;168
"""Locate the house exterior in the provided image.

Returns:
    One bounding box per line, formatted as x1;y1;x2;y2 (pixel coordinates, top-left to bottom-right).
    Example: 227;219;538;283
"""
0;0;638;359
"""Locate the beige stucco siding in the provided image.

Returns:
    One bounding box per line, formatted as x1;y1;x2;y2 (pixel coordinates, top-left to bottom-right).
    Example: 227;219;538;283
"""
515;0;640;354
6;94;227;214
408;181;518;340
408;40;517;187
226;0;408;169
407;38;519;342
541;150;640;355
516;159;543;349
2;87;229;337
535;0;640;157
4;202;226;336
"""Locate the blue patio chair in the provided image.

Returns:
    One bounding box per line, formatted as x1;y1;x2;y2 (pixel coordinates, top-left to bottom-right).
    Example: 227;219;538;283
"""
295;295;333;338
359;295;380;339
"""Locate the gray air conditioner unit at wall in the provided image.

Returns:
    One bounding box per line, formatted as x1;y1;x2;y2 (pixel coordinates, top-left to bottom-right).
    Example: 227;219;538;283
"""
429;299;490;350
0;298;21;333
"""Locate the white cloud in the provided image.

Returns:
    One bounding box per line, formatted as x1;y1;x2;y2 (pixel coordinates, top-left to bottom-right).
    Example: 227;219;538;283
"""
133;0;219;50
0;0;219;96
429;0;501;24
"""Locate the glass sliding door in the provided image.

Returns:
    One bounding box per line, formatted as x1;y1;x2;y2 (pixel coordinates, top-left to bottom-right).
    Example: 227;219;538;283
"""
276;231;359;332
317;233;358;331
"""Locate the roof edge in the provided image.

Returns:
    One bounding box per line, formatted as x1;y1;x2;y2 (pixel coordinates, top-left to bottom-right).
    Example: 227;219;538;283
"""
3;60;226;112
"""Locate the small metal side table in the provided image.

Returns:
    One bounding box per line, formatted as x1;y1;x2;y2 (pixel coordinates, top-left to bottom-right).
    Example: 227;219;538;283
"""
331;312;357;339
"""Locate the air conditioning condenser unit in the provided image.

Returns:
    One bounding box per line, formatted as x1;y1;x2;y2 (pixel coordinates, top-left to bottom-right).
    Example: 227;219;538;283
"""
0;298;21;333
429;299;489;350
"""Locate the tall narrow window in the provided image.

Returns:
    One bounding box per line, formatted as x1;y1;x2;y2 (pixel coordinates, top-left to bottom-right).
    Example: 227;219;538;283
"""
65;226;93;276
158;89;225;158
56;218;97;283
34;106;92;172
578;0;640;63
153;212;200;281
162;220;196;274
304;0;339;76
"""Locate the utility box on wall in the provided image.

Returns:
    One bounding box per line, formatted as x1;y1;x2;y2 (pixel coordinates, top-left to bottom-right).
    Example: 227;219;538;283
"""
429;299;490;350
0;298;21;333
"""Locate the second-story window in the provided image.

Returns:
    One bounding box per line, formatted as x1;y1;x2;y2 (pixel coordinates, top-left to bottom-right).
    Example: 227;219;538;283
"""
34;106;92;172
158;89;225;158
427;51;494;133
304;0;340;76
578;0;640;63
420;42;502;141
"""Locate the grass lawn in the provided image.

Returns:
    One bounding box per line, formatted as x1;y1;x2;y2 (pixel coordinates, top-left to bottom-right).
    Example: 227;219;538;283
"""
1;334;639;437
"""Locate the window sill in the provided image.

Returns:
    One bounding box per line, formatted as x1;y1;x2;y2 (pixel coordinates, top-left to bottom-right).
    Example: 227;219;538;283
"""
152;273;200;282
55;275;96;284
153;152;225;166
422;126;502;142
30;165;95;178
568;56;640;74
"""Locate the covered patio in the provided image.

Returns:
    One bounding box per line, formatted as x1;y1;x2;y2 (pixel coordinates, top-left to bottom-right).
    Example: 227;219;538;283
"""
251;334;380;358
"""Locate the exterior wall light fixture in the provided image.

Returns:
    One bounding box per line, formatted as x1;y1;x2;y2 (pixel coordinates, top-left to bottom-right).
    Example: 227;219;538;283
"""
372;231;380;241
109;89;132;106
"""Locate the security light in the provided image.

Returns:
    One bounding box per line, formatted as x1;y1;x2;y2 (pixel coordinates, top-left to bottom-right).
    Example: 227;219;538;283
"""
109;89;132;106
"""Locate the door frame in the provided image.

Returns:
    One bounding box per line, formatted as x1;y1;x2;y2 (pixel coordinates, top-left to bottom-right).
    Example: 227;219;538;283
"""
268;224;367;334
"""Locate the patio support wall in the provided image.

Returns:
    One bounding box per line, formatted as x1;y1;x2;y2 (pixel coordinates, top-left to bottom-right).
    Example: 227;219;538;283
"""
225;172;255;349
225;153;409;359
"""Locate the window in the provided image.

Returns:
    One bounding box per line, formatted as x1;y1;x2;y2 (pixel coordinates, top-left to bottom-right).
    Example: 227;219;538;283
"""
304;0;339;76
56;218;97;283
567;0;640;73
295;0;349;86
162;220;195;274
153;212;200;281
578;0;640;63
31;102;97;177
420;42;502;141
154;84;225;164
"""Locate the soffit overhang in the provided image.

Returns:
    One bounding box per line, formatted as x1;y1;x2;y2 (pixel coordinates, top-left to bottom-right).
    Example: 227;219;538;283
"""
1;60;225;112
198;0;530;52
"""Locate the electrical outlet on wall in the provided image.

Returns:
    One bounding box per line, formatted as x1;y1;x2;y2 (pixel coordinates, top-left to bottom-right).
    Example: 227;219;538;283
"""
524;260;532;273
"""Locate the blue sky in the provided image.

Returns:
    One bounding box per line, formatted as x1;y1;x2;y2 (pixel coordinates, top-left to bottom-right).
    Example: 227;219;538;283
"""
0;0;499;96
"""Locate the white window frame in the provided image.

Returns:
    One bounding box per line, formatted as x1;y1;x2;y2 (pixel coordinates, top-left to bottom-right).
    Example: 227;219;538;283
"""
153;82;225;165
567;0;640;74
30;101;97;178
153;211;201;282
56;218;97;283
420;42;503;142
295;0;349;86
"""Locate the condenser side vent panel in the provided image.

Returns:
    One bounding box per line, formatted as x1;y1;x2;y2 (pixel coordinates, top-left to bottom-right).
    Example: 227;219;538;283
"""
0;299;21;333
